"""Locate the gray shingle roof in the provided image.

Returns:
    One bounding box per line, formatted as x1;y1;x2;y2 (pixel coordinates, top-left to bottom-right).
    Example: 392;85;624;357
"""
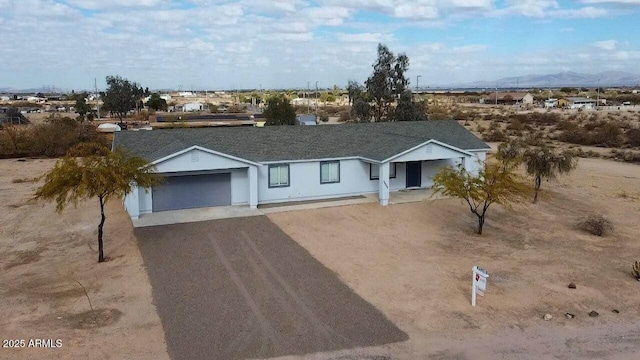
113;120;489;163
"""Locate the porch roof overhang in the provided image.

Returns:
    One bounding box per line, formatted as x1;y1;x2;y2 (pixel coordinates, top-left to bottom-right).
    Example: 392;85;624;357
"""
380;139;475;163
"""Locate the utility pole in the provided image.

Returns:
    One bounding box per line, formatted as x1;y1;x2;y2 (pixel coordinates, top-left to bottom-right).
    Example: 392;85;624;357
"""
416;75;421;91
315;81;318;118
596;79;600;110
307;82;310;114
94;78;101;119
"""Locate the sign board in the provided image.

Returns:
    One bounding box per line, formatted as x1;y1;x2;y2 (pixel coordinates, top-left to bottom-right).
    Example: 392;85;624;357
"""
472;266;489;307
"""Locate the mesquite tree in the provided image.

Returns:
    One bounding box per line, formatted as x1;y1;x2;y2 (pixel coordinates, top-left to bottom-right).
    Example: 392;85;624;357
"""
523;145;577;203
35;144;162;262
432;162;530;235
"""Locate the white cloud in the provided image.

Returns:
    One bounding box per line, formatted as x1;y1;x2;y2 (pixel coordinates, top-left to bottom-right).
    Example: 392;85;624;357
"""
549;6;609;18
0;0;637;89
336;32;394;43
594;40;618;50
66;0;168;10
580;0;640;4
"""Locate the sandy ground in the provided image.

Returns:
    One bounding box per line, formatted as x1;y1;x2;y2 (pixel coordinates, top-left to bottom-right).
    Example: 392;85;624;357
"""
0;158;168;360
268;158;640;359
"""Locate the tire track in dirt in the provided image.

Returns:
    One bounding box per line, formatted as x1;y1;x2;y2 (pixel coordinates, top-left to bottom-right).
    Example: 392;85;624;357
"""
239;230;353;347
209;233;288;356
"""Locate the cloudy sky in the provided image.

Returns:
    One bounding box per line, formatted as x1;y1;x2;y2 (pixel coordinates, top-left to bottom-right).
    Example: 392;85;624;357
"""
1;0;639;91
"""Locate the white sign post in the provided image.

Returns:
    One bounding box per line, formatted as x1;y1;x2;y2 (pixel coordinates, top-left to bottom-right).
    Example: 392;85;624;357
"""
472;266;489;307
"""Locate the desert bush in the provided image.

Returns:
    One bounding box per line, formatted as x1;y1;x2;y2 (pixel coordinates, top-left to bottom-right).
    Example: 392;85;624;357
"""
427;105;449;120
555;119;578;132
320;114;329;123
506;118;525;131
0;117;107;158
626;127;640;147
578;214;614;236
611;149;640;163
594;122;623;147
483;128;507;142
338;109;350;122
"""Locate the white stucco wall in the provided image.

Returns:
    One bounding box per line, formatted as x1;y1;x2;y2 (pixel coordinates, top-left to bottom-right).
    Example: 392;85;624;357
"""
464;151;486;175
258;159;379;203
230;168;249;205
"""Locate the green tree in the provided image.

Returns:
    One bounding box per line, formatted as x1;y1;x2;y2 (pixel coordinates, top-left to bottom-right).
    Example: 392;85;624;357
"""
496;137;525;168
34;145;162;262
264;94;296;125
75;92;91;121
393;90;426;121
523;145;578;203
103;75;144;123
365;43;410;122
146;93;168;111
347;79;365;105
432;162;531;235
352;98;371;123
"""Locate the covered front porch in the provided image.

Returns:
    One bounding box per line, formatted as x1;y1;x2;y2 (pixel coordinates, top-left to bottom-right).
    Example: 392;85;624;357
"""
372;140;484;206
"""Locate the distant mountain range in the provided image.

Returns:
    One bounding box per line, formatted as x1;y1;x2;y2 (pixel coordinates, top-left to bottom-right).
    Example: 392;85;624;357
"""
455;71;640;89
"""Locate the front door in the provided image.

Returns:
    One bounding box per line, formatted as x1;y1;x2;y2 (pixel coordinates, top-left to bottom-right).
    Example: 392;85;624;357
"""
406;161;422;188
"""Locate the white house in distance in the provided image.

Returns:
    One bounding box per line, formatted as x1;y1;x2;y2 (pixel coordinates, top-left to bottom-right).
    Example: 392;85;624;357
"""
113;121;490;220
561;97;597;110
184;102;205;112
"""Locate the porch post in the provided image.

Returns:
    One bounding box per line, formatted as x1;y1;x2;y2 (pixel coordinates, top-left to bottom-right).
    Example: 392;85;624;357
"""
248;166;258;208
379;162;390;206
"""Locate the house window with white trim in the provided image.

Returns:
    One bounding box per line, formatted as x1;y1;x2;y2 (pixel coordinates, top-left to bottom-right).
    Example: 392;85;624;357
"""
370;163;396;180
320;161;340;184
268;164;289;188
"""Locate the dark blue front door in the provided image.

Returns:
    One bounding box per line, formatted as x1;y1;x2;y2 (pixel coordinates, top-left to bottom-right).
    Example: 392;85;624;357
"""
406;161;422;188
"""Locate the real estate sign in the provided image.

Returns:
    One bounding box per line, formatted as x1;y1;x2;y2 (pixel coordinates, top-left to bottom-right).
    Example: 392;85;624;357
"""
472;266;489;306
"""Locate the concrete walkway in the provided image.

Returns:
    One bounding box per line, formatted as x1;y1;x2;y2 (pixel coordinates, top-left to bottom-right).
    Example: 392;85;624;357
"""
133;190;442;227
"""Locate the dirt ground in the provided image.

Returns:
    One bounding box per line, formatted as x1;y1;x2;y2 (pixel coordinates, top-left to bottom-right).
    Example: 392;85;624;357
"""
268;158;640;359
0;158;168;360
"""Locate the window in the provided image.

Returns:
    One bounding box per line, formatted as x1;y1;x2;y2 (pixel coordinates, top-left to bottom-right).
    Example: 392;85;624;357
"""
268;164;289;188
320;161;340;184
370;163;396;180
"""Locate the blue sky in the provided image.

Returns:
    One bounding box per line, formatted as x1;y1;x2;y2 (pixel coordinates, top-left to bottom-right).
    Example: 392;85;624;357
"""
0;0;639;91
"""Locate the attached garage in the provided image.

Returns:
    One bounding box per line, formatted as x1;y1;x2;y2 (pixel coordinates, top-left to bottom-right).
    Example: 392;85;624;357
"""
152;173;231;212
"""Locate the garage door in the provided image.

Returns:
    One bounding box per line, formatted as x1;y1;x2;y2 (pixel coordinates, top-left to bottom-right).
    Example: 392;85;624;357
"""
152;173;231;212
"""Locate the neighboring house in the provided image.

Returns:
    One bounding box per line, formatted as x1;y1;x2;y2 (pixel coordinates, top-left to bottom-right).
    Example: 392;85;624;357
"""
482;92;534;106
114;121;490;220
544;98;558;108
296;114;317;125
184;102;204;112
560;97;597;109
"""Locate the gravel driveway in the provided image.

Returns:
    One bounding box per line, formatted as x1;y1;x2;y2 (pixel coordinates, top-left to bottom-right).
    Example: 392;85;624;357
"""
136;216;407;360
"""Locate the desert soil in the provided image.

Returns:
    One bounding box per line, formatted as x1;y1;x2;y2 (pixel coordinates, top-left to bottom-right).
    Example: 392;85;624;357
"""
268;158;640;359
0;158;168;360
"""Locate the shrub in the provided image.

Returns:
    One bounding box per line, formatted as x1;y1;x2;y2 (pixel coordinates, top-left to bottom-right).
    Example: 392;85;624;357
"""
0;117;107;158
611;149;640;163
320;114;329;123
578;214;614;236
482;128;507;142
626;127;640;147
